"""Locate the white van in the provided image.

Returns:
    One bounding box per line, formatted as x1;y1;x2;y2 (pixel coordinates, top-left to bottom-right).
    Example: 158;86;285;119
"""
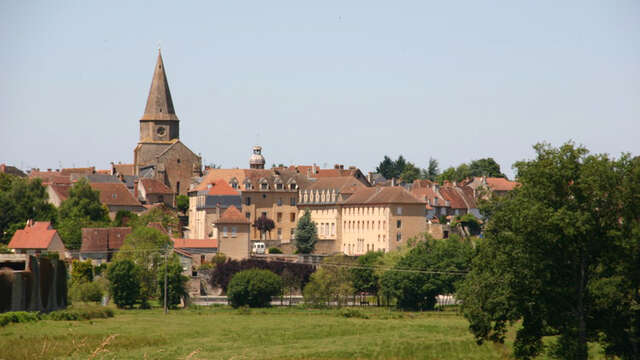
252;242;266;254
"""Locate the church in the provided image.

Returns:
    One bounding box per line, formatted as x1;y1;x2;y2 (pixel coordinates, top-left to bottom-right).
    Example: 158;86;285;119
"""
133;51;202;195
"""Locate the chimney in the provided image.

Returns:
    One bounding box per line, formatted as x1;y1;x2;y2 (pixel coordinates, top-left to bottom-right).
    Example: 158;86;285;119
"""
26;219;33;227
348;166;356;170
334;164;340;169
47;168;52;172
134;179;139;200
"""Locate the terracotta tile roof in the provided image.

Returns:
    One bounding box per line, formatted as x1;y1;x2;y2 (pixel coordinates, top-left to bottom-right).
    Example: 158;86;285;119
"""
486;177;519;192
8;222;59;250
439;186;477;210
205;179;241;196
48;184;71;202
80;227;131;252
29;171;72;186
341;187;425;205
95;169;111;175
60;167;95;175
90;182;142;207
173;238;218;249
196;169;247;191
196;168;310;192
303;176;367;194
215;205;250;224
140;178;173;194
410;180;446;210
112;163;134;176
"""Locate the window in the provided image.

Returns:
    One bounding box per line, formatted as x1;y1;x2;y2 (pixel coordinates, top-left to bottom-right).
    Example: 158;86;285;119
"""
433;198;438;205
176;181;180;194
277;228;282;240
397;232;402;241
331;223;335;236
277;198;282;206
396;207;402;215
177;158;181;164
246;197;251;206
245;182;252;190
397;220;402;229
276;183;283;190
277;212;282;222
223;226;228;237
112;193;117;199
245;212;251;219
231;182;238;189
325;224;329;236
231;227;237;237
290;213;296;222
290;197;296;206
260;182;269;190
290;228;295;239
290;183;297;190
262;194;267;199
320;224;325;236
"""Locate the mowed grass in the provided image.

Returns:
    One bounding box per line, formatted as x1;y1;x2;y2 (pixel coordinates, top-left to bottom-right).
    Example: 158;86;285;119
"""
0;306;604;360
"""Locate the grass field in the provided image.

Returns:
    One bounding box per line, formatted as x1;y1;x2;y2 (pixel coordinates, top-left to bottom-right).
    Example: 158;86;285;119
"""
0;305;606;360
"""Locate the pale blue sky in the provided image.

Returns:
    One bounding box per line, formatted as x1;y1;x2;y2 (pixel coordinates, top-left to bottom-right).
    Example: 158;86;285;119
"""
1;1;639;179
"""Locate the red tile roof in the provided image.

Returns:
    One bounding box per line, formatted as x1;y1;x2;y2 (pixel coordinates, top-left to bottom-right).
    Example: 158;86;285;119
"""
438;186;477;210
80;227;131;252
60;167;95;175
8;222;59;250
341;187;425;205
215;205;250;224
140;178;173;194
112;163;134;176
206;179;241;196
173;238;218;249
48;184;71;202
90;182;142;207
486;177;519;192
29;171;72;186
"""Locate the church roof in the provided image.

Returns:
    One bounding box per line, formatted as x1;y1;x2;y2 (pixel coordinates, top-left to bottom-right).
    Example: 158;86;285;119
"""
140;51;179;121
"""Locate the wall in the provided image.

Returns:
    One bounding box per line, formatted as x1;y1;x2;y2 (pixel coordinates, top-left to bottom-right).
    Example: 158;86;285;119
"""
218;223;250;260
241;191;298;242
341;205;390;255
387;204;427;252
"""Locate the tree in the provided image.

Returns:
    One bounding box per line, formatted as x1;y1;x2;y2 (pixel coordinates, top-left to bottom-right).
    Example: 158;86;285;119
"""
57;178;110;249
351;251;384;304
71;259;93;284
115;227;170;306
176;195;189;214
469;158;505;178
400;163;420;184
107;259;141;309
254;214;275;239
376;156;395;180
393;155;407;179
157;256;188;309
421;158;440;181
303;255;354;307
0;174;57;244
113;210;138;227
380;236;473;310
294;210;318;254
457;143;640;359
227;269;281;308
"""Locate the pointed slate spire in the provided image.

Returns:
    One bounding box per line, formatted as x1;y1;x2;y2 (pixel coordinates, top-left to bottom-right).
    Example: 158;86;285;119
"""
141;50;179;121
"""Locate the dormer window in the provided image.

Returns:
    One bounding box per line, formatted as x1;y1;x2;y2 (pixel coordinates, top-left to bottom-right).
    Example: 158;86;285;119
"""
260;182;269;190
289;183;297;190
276;183;283;190
112;193;117;199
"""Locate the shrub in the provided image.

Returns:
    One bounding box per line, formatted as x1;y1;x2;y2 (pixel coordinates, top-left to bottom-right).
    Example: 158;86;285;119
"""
157;257;188;309
227;269;281;308
107;259;140;309
211;259;314;292
268;247;282;254
0;311;40;326
70;281;103;303
46;307;114;321
338;308;369;319
303;266;354;308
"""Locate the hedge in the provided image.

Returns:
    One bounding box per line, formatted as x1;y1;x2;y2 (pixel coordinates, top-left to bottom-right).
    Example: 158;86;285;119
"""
210;259;315;292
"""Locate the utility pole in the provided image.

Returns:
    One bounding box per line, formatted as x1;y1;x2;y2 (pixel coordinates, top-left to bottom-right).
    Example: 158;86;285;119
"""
164;236;169;315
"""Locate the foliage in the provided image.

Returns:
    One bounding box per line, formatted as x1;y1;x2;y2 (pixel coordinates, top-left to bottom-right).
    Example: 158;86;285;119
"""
135;207;180;235
57;178;110;249
457;142;640;360
338;308;369;319
450;213;482;236
437;158;506;183
0;311;40;327
176;195;189;213
113;210;138;227
351;251;384;296
115;227;170;305
380;235;473;310
303;255;355;307
227;269;282;308
421;157;440;181
107;259;141;309
294;209;318;254
157;256;189;309
400;163;421;184
254;214;275;238
70;281;103;303
45;306;114;321
210;258;315;292
268;247;283;254
71;259;94;284
0;174;57;244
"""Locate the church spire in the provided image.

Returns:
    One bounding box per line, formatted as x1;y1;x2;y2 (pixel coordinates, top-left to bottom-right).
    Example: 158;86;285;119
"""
141;50;179;121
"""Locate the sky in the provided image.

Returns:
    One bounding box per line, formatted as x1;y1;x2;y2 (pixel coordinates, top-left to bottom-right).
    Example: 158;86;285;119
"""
1;1;639;179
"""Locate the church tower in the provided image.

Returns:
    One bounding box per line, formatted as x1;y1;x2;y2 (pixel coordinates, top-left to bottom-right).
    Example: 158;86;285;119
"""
139;50;180;142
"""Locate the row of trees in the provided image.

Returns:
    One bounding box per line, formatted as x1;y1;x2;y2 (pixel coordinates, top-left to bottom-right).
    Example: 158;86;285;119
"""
375;155;506;184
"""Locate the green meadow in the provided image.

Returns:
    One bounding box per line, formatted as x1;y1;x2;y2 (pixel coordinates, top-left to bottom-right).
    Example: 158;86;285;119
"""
0;306;606;360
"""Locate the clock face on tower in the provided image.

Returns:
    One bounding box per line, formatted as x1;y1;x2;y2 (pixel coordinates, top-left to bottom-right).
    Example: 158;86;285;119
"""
156;127;166;135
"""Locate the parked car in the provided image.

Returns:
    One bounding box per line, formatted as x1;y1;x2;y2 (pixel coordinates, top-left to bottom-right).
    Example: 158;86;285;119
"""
252;242;266;254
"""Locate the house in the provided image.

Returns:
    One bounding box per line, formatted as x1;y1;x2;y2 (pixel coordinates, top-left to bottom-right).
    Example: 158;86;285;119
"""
8;220;68;259
215;205;251;260
188;179;243;240
89;182;146;219
340;187;427;255
410;180;449;219
172;238;218;267
138;178;174;207
464;176;519;199
438;183;480;218
80;227;132;264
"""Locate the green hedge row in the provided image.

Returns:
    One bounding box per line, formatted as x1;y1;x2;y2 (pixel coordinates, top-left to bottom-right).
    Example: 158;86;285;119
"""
0;307;114;327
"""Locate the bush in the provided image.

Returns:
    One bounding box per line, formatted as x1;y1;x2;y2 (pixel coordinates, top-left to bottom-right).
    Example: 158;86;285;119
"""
211;259;314;292
268;247;282;254
338;308;369;319
157;257;188;309
0;311;40;327
107;259;140;309
70;281;103;303
227;269;281;308
303;265;354;308
46;307;114;321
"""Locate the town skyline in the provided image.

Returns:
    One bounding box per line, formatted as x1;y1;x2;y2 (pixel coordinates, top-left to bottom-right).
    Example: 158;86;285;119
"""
2;1;639;179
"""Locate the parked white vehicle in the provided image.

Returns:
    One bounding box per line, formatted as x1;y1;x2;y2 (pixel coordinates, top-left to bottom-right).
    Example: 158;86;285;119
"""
252;242;266;254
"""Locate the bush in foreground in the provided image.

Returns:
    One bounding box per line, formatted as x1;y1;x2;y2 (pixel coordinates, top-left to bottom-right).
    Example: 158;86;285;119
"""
227;269;281;308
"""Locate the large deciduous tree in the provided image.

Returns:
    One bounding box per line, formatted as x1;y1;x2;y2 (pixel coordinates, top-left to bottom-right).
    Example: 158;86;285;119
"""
294;210;318;254
457;143;640;359
57;178;110;249
254;214;275;239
